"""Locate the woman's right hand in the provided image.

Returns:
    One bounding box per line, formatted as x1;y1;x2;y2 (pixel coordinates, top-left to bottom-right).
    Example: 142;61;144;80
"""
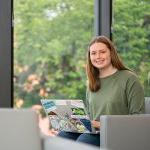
91;120;100;129
49;128;59;136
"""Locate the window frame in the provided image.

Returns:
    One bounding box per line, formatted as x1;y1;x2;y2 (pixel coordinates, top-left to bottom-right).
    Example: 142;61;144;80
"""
0;0;13;107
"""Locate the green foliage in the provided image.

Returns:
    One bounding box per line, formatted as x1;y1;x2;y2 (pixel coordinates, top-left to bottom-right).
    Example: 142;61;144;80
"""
14;0;93;107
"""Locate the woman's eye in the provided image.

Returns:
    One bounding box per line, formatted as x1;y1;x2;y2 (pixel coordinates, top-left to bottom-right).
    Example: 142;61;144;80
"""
91;52;96;55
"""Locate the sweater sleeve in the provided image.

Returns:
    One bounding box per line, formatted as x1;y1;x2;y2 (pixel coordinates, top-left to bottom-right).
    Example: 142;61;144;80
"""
125;74;145;114
84;88;90;117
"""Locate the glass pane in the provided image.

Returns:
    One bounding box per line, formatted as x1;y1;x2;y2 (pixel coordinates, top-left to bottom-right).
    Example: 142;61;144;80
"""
14;0;94;107
113;0;150;96
14;0;94;135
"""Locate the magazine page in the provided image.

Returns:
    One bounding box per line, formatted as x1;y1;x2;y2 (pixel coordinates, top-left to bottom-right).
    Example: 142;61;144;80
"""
41;99;92;133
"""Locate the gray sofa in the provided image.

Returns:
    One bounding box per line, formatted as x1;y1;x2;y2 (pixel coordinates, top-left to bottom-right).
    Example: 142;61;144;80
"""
0;98;149;150
0;108;98;150
100;97;150;150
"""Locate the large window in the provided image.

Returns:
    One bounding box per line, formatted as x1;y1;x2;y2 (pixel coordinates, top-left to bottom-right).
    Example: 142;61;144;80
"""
113;0;150;96
14;0;94;108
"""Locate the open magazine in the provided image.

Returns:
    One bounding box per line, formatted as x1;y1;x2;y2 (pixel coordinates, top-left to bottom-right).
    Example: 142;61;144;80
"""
41;99;99;134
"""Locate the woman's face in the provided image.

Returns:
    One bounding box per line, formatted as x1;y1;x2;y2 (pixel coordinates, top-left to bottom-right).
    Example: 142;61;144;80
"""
89;42;112;70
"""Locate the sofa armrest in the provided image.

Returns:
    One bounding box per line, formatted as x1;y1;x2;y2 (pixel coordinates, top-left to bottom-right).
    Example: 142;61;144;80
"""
145;97;150;114
44;136;99;150
100;115;150;150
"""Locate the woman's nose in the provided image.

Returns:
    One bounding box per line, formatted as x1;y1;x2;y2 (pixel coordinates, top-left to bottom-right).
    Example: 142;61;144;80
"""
96;52;101;58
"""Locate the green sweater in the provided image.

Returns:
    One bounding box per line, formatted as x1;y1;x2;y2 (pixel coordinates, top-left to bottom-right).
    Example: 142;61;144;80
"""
85;70;145;121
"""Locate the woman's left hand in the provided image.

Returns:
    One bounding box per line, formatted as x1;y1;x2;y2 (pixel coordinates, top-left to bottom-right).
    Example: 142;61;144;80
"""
91;120;100;129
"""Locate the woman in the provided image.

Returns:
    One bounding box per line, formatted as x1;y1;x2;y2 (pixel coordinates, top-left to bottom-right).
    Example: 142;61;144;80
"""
58;35;145;147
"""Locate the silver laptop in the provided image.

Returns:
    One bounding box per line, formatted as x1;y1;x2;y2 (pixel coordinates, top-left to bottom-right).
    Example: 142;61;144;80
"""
0;109;42;150
41;99;100;134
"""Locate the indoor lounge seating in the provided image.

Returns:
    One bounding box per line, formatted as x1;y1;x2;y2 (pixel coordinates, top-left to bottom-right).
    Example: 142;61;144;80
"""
0;98;149;150
100;97;150;150
0;108;98;150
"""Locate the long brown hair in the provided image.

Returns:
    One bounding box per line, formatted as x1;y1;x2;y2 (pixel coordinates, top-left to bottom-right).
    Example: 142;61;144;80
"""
86;36;129;92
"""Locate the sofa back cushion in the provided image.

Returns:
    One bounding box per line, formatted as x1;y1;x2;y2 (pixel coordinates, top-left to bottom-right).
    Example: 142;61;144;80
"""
100;115;150;150
0;109;42;150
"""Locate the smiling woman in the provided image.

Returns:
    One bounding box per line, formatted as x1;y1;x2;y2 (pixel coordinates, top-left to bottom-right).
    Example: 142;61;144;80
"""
86;36;128;92
86;35;145;123
58;36;145;147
